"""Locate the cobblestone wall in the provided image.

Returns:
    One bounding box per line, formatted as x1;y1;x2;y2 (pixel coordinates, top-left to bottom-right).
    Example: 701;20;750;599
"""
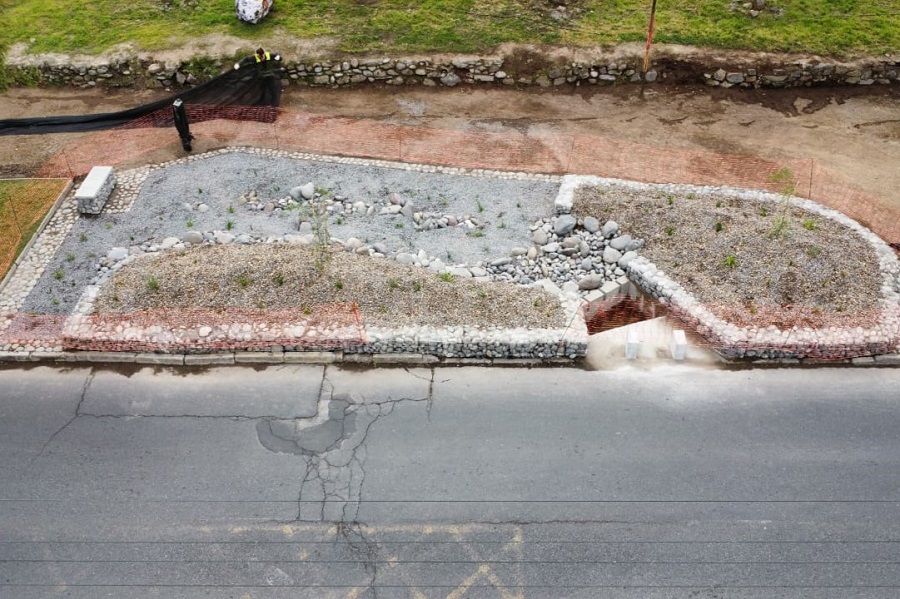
8;53;898;91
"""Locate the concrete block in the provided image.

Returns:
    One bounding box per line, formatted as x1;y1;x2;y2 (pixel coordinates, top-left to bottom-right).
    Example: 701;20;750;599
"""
342;353;374;364
440;357;492;366
79;351;138;363
851;356;876;366
670;330;687;361
135;353;185;366
184;353;235;366
599;280;620;297
490;358;542;367
284;351;341;364
625;329;640;360
29;351;79;362
874;353;900;365
373;353;440;365
75;166;115;214
234;351;284;364
0;351;33;362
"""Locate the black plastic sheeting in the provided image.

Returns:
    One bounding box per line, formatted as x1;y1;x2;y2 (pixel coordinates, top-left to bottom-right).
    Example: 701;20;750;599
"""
0;65;279;136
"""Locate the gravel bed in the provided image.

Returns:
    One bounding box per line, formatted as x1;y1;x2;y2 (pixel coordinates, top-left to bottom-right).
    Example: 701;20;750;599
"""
21;150;560;317
573;184;885;328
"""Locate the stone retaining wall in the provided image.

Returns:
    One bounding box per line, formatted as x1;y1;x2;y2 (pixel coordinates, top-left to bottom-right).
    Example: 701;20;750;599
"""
7;52;898;91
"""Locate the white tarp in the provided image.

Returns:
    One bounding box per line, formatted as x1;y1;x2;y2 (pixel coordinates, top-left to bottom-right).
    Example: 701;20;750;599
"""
235;0;273;24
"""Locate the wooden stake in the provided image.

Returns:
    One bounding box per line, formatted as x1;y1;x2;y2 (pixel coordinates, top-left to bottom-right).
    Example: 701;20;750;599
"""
643;0;659;73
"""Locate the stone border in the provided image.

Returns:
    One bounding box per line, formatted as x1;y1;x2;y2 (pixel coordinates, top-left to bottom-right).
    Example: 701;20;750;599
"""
556;175;900;360
7;51;898;90
0;179;74;318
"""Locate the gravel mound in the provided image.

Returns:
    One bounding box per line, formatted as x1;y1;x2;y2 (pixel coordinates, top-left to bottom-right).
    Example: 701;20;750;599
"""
573;184;884;328
92;244;567;329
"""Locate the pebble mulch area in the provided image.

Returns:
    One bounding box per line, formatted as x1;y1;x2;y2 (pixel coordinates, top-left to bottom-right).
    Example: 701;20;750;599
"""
564;175;900;360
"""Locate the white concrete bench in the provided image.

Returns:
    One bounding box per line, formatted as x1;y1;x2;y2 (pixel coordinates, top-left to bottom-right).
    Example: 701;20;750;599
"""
75;166;116;214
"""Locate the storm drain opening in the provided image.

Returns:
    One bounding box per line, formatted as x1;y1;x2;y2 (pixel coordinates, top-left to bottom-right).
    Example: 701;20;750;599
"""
584;282;667;335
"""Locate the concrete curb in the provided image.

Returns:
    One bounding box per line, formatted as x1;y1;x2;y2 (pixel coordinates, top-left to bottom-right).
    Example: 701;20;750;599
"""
0;349;594;367
3;348;899;368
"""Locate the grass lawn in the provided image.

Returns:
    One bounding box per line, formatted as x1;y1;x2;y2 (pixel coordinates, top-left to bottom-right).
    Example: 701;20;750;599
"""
1;0;896;59
0;179;70;279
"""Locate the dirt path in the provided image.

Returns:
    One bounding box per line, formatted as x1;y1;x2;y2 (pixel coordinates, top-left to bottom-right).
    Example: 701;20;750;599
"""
2;84;897;207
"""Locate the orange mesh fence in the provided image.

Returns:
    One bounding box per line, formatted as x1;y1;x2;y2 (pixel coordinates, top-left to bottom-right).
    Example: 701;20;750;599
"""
0;178;71;280
1;305;366;353
33;106;899;244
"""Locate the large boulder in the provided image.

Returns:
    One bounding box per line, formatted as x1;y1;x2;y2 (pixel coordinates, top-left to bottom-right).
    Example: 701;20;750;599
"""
235;0;273;24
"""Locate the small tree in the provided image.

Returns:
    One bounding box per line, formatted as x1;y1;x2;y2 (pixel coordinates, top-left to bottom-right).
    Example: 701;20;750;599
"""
768;166;795;239
299;191;332;274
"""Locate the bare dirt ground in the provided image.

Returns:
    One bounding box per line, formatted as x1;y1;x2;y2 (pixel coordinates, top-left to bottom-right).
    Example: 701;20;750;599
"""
1;83;898;208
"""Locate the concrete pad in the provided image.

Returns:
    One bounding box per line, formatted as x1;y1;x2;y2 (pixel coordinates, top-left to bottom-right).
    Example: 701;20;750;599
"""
584;316;722;370
82;365;324;418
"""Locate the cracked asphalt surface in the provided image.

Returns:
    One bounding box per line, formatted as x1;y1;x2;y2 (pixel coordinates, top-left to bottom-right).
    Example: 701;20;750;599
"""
2;365;900;598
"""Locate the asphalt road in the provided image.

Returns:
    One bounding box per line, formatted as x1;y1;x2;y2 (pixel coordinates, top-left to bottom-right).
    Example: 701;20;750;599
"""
2;364;899;598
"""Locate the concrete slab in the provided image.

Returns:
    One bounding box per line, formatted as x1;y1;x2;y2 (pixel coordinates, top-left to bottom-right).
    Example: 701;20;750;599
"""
584;316;722;370
81;365;324;418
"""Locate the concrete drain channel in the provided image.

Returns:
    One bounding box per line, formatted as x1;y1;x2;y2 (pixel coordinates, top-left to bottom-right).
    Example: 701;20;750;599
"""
584;283;667;335
582;282;689;363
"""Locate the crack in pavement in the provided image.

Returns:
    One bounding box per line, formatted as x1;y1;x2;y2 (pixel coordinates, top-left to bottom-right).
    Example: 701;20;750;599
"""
258;369;435;526
258;391;429;522
256;368;435;597
33;371;94;462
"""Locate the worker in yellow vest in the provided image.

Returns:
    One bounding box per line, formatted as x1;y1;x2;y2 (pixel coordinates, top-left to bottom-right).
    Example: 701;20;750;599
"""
234;48;283;105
